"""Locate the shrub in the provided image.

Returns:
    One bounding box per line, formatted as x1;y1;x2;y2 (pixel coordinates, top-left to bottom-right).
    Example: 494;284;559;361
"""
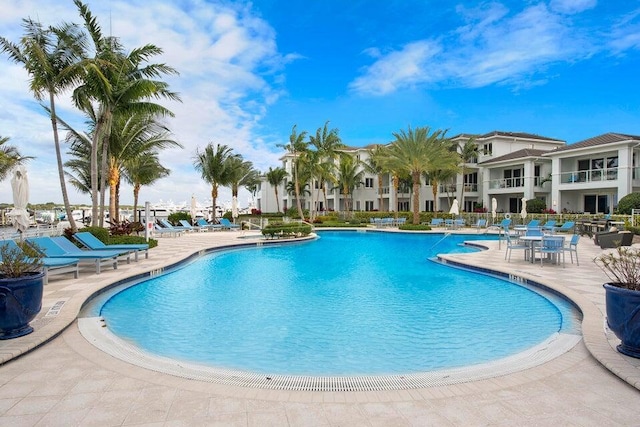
399;224;432;231
526;198;547;214
0;241;42;278
168;212;191;225
108;219;144;236
109;235;158;249
616;193;640;215
251;208;262;215
314;221;367;228
261;222;313;238
74;226;109;242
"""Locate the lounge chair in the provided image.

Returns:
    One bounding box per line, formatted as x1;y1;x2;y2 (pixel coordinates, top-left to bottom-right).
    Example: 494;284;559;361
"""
0;239;79;285
429;218;444;227
541;220;556;232
554;221;575;233
26;236;122;274
73;232;149;261
196;218;223;231
159;219;190;231
154;224;183;237
179;220;206;232
219;218;240;230
473;218;487;231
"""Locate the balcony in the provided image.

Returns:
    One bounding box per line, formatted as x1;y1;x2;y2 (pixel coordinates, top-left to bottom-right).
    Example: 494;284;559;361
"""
488;177;524;190
560;168;618;184
438;184;457;193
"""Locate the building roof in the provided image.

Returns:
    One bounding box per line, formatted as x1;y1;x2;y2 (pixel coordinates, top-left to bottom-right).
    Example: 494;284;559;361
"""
477;130;564;143
479;148;550;165
543;132;640;154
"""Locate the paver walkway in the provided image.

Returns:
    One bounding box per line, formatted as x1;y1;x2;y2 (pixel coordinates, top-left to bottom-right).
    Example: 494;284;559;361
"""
0;229;639;426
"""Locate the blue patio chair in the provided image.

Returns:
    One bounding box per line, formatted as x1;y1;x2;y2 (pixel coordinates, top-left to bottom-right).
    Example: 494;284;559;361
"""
26;236;122;274
154;224;183;237
541;220;556;232
0;239;79;285
196;218;223;231
563;234;580;265
430;218;444;227
525;227;543;237
219;218;240;230
554;221;575;233
159;218;190;231
504;233;529;262
534;236;565;267
526;219;541;228
473;218;487;232
179;219;206;232
73;232;149;261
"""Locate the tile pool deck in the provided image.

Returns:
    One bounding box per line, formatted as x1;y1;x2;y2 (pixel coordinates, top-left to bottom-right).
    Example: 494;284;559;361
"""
1;229;639;426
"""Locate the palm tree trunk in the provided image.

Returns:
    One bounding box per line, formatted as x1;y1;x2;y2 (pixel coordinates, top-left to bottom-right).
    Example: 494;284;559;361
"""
108;162;119;223
274;187;280;213
431;180;438;212
377;174;383;211
133;184;140;223
293;160;304;219
211;185;218;221
49;91;78;232
412;171;420;225
393;175;399;218
99;120;111;228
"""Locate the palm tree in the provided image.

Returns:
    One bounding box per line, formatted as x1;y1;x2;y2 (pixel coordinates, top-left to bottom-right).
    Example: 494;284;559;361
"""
225;156;260;214
123;155;170;223
72;0;180;226
424;168;458;212
106;112;181;222
277;125;308;220
64;130;94;197
458;136;478;212
1;19;85;230
309;121;344;214
388;126;451;224
193;143;237;220
0;137;32;181
363;144;388;211
265;166;287;213
334;155;365;215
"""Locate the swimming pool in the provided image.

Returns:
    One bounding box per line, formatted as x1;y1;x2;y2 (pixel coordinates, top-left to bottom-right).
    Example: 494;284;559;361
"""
93;231;579;381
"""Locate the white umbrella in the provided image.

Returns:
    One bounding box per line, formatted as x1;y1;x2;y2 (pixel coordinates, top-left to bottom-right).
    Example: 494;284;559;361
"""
491;197;497;221
231;196;239;221
7;166;30;235
449;199;459;216
520;197;528;221
190;194;197;225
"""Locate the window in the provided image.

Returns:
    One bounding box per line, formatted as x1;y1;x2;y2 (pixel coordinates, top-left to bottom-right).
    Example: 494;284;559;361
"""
483;143;493;155
464;172;478;191
607;156;618;180
425;200;434;211
365;201;374;211
365;178;374;188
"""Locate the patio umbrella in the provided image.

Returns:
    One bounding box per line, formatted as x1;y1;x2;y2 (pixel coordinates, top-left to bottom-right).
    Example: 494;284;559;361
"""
449;199;459;216
491;197;497;222
232;196;239;222
520;197;528;221
190;194;197;225
7;166;30;235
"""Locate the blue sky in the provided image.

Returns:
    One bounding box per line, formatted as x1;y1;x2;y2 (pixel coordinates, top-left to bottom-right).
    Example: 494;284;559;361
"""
1;0;639;206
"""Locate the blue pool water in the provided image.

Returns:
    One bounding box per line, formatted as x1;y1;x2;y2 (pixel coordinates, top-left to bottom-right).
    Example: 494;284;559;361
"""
100;231;575;376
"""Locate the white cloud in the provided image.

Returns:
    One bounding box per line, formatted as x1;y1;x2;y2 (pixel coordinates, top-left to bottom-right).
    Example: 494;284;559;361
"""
549;0;597;15
0;0;290;206
349;2;593;95
607;9;640;54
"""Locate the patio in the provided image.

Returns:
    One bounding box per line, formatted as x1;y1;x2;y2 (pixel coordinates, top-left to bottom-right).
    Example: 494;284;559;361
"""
0;230;639;426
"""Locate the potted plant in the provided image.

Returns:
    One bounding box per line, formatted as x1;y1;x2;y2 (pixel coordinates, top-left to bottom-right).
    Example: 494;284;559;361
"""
594;246;640;358
0;241;45;339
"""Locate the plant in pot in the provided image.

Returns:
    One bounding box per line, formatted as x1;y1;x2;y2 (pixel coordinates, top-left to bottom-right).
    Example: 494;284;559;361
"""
594;246;640;358
0;241;45;339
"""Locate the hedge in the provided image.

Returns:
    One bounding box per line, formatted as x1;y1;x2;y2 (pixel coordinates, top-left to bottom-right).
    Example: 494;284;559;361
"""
261;223;313;239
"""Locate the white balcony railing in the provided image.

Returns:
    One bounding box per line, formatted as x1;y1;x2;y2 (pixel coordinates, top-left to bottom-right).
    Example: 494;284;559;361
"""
488;177;524;189
560;168;618;184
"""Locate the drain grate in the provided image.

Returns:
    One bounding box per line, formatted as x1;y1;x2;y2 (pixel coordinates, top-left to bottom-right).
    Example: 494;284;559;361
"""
79;317;581;392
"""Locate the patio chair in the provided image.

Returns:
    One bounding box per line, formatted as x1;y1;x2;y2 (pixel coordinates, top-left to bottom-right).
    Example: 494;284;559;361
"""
525;227;543;237
504;233;529;262
26;236;122;274
429;218;444;227
554;221;575;233
596;230;634;249
196;218;223;231
0;239;79;285
219;218;240;230
473;218;487;232
159;219;190;231
534;236;565;267
541;220;556;233
526;219;541;228
179;219;206;232
73;232;149;261
154;223;183;237
563;234;580;265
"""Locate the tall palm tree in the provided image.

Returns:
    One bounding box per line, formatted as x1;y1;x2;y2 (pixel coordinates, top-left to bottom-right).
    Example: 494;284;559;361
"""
458;136;478;212
64;129;94;197
106;112;181;221
0;137;32;181
265;166;287;213
309;121;344;214
225;155;260;207
278;125;308;220
1;19;85;230
193;143;237;220
72;0;180;226
123;154;170;223
388;126;451;224
424;168;458;212
363;144;388;211
334;154;365;215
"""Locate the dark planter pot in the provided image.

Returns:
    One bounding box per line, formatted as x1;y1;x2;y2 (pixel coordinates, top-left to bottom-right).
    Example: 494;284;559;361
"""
0;272;45;340
604;283;640;358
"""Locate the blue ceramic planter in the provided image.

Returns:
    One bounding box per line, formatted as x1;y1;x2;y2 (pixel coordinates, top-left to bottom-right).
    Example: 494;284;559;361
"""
0;272;44;340
604;283;640;358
